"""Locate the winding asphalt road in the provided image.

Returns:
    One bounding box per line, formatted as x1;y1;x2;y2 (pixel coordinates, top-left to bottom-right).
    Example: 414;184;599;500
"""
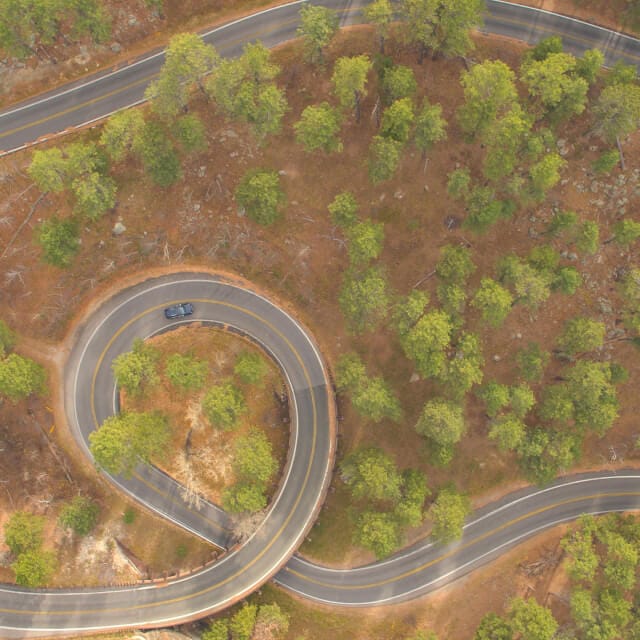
1;1;640;637
1;0;640;154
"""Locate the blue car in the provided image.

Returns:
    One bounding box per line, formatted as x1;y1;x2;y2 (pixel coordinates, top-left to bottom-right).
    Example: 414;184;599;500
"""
164;302;194;319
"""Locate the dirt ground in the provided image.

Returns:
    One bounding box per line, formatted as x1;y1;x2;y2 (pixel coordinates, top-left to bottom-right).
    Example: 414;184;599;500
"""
0;14;640;640
123;325;287;507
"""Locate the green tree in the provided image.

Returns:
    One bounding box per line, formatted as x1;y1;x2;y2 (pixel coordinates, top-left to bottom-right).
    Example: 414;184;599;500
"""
473;612;512;640
399;0;483;61
297;4;338;65
471;278;513;327
561;517;598;582
428;488;471;544
575;220;600;254
395;469;430;528
489;413;527;452
89;411;170;477
294;102;343;153
557;317;605;356
576;48;605;84
516;342;549;381
165;352;208;391
4;511;45;555
133;120;182;187
457;60;518;139
363;0;394;53
0;353;47;402
328;191;358;228
234;351;267;386
202;619;229;640
35;216;80;267
202;381;246;431
498;255;552;310
380;98;415;144
447;167;471;199
381;65;417;106
335;352;367;391
29;147;68;193
233;428;277;484
351;376;402;423
444;332;484;399
510;384;535;418
613;219;640;247
478;381;510;418
235;169;285;226
100;109;146;163
368;135;403;183
393;290;429;337
436;244;475;285
553;266;582;295
414;100;448;157
528;152;566;200
222;483;267;513
346;220;384;265
509;598;558;640
12;549;56;587
416;399;465;466
175;114;207;153
399;310;452;379
58;496;99;536
112;338;160;396
230;603;258;640
520;52;588;121
340;447;402;503
593;83;640;166
339;266;390;333
71;172;117;220
145;33;218;118
0;319;16;358
355;511;401;558
332;55;372;121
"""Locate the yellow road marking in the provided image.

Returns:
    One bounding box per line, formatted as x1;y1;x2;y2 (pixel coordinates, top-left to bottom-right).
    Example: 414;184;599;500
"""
285;491;640;590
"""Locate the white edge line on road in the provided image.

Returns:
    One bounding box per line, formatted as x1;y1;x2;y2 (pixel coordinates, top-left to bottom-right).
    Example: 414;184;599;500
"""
0;0;307;123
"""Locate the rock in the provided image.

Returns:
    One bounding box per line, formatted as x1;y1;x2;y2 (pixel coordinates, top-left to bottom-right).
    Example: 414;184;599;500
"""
198;166;206;177
561;178;570;186
493;355;501;362
193;203;200;212
567;252;578;261
410;373;420;383
607;328;626;339
516;332;522;339
528;227;539;239
598;297;613;314
128;15;138;26
112;222;126;236
589;145;598;152
98;240;105;249
424;185;429;192
394;189;405;200
110;43;122;54
278;170;287;176
222;129;239;138
590;180;600;193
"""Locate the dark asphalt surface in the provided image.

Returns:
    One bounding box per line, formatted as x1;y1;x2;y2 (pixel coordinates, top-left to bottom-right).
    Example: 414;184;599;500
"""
1;1;640;636
1;0;640;153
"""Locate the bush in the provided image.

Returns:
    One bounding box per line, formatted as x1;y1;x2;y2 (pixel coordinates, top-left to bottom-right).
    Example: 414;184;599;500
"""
35;216;80;267
12;549;56;587
165;352;208;391
202;381;246;430
234;351;268;386
235;169;285;226
4;512;45;556
592;149;620;174
59;496;99;536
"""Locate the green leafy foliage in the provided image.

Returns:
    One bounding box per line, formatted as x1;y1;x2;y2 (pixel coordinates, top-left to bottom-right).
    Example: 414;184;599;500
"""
394;469;430;528
457;60;518;139
234;351;268;386
473;612;513;640
35;216;80;267
328;191;358;228
557;317;605;355
222;483;267;513
134;120;182;187
11;549;56;587
112;338;160;396
145;33;218;118
202;381;246;431
332;55;372;118
594;83;640;144
175;114;207;153
339;266;390;333
165;352;208;391
436;244;475;285
368;135;403;183
575;220;600;254
89;411;170;476
235;169;285;226
471;278;513;327
71;172;117;220
489;413;527;452
253;603;290;640
294;102;343;153
202;619;229;640
59;496;99;536
381;64;417;104
230;603;258;640
380;98;415;144
340;447;403;503
346;220;385;265
0;353;47;402
233;428;277;484
354;511;401;559
428;488;471;544
4;512;45;555
399;0;484;60
613;219;640;246
100;109;145;163
415;399;465;466
297;4;338;64
0;320;16;358
528;152;566;200
443;331;484;399
509;598;558;640
516;342;549;381
363;0;394;53
414;99;448;155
